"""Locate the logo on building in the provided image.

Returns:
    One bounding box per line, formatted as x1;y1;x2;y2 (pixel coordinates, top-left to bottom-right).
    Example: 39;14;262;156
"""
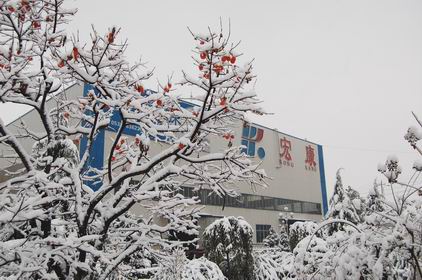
241;123;265;159
305;145;317;171
280;137;294;167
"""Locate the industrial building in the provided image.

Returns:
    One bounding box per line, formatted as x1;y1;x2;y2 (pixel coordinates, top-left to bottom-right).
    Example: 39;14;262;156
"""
0;83;328;244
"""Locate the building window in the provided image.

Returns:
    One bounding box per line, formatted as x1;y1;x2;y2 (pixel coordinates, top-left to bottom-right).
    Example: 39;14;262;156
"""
245;194;262;209
302;202;320;214
275;198;293;212
256;224;271;243
178;187;322;215
292;202;302;213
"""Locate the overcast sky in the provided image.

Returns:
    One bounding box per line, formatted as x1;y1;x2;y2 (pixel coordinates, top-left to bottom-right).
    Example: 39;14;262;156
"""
3;0;422;198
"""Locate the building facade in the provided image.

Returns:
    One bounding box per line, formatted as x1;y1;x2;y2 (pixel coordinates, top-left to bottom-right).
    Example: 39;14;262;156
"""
1;83;328;245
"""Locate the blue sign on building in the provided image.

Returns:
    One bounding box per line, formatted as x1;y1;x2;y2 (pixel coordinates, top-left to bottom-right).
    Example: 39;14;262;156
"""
79;84;105;191
80;84;196;190
241;123;266;159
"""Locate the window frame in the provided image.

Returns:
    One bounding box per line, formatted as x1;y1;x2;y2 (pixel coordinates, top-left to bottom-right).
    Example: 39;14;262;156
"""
256;224;271;243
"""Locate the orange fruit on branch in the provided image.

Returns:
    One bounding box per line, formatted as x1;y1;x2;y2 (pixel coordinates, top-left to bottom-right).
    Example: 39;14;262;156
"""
72;47;79;61
219;97;227;106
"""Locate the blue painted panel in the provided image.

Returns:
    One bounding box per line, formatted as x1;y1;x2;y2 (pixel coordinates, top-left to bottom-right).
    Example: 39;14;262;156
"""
78;84;210;191
317;145;328;216
242;125;250;139
80;84;105;191
249;126;257;139
257;147;266;160
108;111;141;137
248;141;255;157
179;100;195;109
241;139;248;154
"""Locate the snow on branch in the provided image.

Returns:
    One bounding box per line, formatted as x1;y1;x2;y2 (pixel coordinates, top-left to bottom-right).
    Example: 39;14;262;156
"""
0;4;267;279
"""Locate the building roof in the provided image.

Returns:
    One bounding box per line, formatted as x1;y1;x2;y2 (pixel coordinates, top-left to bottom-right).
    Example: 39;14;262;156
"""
5;82;78;126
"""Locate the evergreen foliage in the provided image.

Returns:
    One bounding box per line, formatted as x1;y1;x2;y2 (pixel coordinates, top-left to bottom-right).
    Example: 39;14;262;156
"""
203;216;255;280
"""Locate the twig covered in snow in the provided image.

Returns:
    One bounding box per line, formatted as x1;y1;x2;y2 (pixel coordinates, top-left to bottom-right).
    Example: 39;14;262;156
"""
0;3;267;279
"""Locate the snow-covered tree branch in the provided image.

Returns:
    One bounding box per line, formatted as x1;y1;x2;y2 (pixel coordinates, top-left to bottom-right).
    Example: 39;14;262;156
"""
0;1;267;279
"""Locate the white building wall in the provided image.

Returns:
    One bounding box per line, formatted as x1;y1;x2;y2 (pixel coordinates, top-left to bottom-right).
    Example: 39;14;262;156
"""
0;83;82;180
197;205;322;245
99;97;327;244
206;122;325;204
1;83;328;244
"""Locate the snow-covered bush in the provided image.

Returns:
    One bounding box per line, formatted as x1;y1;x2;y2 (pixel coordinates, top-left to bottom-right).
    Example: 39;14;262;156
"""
181;257;226;280
258;122;422;279
253;251;281;280
152;249;187;280
254;248;295;279
0;1;267;278
263;227;290;252
365;183;385;213
203;216;255;280
282;111;422;279
288;221;318;251
326;170;365;234
272;250;296;278
153;249;225;280
292;235;331;279
287;133;422;279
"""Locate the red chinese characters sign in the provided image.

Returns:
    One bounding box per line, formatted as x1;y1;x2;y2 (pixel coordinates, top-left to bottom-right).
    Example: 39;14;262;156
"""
305;145;317;171
280;137;294;167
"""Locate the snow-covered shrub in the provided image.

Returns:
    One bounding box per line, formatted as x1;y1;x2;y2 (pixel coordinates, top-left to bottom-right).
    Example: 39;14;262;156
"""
153;250;225;280
289;142;422;279
152;249;187;280
253;251;281;280
254;248;295;279
365;183;385;213
326;170;365;234
288;221;318;251
292;235;331;279
297;218;417;279
263;227;279;248
181;257;226;280
203;216;255;280
263;227;290;251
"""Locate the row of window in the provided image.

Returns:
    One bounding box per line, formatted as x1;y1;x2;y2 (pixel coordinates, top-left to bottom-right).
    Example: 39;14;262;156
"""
179;187;321;214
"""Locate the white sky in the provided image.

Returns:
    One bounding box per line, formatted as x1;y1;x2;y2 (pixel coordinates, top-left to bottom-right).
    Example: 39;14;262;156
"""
3;0;422;199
